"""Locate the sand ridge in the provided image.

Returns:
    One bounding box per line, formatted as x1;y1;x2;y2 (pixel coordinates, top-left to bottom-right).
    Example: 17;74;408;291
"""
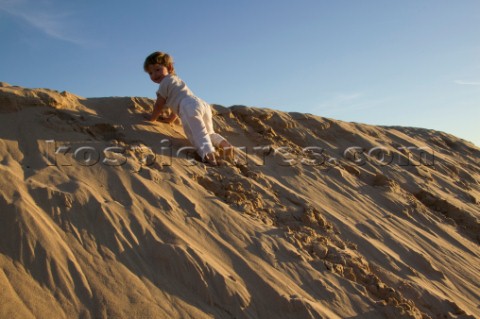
0;83;479;318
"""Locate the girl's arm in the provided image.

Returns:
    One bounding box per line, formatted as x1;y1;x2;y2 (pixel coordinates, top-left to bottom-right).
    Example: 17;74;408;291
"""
149;94;166;121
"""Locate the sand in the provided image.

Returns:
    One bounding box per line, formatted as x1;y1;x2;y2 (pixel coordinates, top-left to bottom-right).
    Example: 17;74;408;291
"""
0;82;479;318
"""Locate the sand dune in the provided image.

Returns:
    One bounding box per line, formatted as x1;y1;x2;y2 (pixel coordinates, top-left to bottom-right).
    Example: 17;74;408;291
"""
0;82;479;318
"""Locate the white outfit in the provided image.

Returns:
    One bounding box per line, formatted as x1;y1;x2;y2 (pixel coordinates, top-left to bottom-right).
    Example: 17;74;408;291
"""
157;75;226;159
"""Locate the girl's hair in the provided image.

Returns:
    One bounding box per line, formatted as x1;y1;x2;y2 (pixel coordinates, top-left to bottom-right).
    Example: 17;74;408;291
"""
143;51;176;75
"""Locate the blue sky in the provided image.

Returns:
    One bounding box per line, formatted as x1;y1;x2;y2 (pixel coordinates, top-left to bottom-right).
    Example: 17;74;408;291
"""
1;0;479;146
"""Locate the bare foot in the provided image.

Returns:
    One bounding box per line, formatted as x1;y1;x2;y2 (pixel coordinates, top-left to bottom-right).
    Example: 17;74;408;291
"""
218;140;236;164
204;152;218;166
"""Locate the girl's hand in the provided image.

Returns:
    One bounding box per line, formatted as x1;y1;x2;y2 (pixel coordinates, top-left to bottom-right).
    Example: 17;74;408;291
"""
156;116;170;123
158;113;178;124
142;111;174;123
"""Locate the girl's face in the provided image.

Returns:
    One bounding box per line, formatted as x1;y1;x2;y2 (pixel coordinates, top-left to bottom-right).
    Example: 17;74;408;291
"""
146;64;169;83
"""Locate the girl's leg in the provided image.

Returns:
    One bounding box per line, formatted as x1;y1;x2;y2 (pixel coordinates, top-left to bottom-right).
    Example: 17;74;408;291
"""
202;103;235;162
203;102;228;147
179;100;216;163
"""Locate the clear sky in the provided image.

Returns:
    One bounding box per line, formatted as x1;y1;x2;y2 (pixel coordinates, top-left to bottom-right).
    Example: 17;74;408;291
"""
1;0;479;146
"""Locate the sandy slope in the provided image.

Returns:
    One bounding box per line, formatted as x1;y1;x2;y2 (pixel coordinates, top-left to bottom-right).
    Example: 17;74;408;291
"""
0;82;479;319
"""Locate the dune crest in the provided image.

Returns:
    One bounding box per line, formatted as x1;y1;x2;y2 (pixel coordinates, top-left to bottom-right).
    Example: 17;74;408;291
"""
0;84;479;319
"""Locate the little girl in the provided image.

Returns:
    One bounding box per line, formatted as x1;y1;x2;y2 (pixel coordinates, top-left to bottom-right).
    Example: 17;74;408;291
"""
143;51;233;166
